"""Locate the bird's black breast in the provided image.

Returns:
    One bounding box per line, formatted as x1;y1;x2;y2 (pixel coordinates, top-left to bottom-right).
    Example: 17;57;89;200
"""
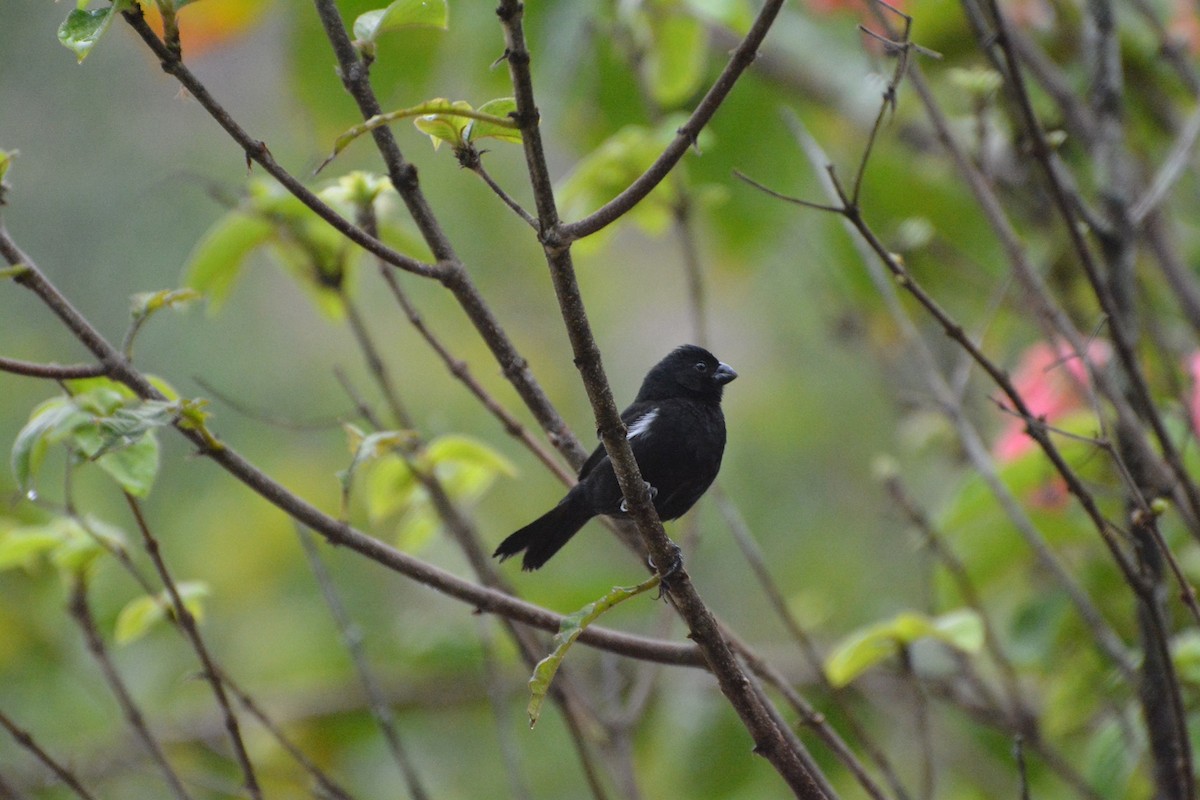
577;398;726;521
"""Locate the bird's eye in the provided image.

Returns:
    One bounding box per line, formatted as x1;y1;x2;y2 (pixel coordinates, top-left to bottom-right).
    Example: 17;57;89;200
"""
694;362;708;373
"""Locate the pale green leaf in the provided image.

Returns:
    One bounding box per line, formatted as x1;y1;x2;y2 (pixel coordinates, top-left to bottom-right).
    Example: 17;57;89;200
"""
94;433;161;498
0;149;14;183
130;288;201;321
465;98;522;145
528;576;661;727
366;457;420;523
354;0;448;44
424;434;517;506
183;211;275;313
338;425;415;499
931;608;985;652
824;622;902;688
825;609;984;687
11;399;89;491
0;526;68;572
50;515;128;576
58;7;119;62
646;13;708;106
115;594;166;645
413;100;475;151
114;582;209;645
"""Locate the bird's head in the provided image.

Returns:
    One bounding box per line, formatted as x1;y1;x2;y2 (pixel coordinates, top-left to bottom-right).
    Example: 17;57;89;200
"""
636;344;737;402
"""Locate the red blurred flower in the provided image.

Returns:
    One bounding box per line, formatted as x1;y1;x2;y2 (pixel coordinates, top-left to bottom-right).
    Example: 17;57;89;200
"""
1186;351;1200;438
993;339;1110;463
1168;0;1200;56
143;0;270;57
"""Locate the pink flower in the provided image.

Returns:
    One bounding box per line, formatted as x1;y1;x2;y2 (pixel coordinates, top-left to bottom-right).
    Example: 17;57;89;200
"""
993;340;1110;463
1186;352;1200;438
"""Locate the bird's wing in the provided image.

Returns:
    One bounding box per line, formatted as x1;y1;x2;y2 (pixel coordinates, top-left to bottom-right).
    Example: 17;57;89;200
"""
577;402;659;479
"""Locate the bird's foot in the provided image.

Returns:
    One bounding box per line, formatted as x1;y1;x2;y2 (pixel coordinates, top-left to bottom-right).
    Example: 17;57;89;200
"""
619;481;658;513
624;482;662;513
649;540;683;598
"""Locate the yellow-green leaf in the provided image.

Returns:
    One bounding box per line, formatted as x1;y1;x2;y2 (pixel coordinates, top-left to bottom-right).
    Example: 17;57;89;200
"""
825;609;984;687
183;212;274;313
528;576;660;727
354;0;448;45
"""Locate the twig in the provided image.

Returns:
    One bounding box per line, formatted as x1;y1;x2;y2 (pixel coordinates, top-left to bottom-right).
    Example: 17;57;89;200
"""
296;526;430;800
477;619;533;800
0;711;99;800
464;151;539;230
0;357;107;380
67;577;194;800
123;494;263;800
194;376;351;431
1014;736;1032;800
1131;103;1200;224
217;678;357;800
342;291;413;429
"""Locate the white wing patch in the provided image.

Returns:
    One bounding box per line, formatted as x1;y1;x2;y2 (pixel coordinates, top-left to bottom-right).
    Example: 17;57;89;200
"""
626;408;659;440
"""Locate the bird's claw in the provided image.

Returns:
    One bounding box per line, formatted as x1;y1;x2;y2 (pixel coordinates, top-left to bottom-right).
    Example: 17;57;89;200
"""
649;540;684;598
619;481;658;513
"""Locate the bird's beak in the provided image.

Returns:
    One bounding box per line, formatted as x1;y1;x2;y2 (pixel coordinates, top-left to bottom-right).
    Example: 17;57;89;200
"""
714;362;737;384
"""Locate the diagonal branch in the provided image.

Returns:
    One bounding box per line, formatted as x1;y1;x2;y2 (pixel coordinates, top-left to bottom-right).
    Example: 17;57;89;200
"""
121;9;441;281
495;2;831;797
558;0;786;242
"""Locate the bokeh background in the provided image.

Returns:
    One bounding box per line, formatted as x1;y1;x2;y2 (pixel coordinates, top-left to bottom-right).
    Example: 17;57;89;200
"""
4;0;1199;797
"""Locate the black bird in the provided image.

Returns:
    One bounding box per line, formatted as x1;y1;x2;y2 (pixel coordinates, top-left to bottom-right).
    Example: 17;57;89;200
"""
494;344;737;570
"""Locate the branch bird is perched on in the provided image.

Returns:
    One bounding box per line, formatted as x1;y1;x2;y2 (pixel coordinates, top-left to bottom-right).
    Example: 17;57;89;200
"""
494;345;737;570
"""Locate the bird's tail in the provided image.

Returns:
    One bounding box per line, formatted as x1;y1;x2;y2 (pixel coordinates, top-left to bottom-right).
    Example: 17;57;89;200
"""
493;493;590;570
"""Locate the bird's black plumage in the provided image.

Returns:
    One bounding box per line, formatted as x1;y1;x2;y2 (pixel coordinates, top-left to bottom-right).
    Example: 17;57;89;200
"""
494;344;737;570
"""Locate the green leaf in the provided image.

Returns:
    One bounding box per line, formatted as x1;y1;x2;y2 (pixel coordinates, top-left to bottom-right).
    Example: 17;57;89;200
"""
412;99;475;151
558;117;708;247
11;399;90;491
365;456;421;523
183;211;275;313
0;526;68;572
130;288;201;321
423;434;517;506
929;608;985;651
528;575;661;727
115;581;210;645
115;594;165;644
94;434;161;498
57;3;130;62
465;98;523;145
50;515;126;576
0;149;14;183
824;609;984;687
321;99;520;169
338;425;416;506
354;0;449;46
645;13;708;106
